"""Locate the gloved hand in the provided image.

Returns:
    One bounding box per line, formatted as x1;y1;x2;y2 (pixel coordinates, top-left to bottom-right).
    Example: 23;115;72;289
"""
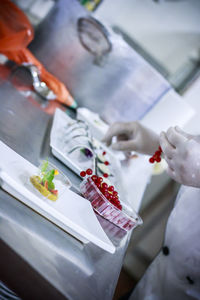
174;126;200;143
160;126;200;187
102;121;159;155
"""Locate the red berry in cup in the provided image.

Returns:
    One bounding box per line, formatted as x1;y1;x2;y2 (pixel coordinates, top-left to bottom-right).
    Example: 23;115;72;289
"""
101;188;107;195
104;191;110;199
80;171;86;177
113;191;118;197
118;205;122;211
112;196;118;203
91;175;98;182
104;161;109;166
115;199;120;205
86;168;93;175
96;182;101;189
111;200;116;206
108;185;114;192
108;194;113;201
97;177;103;184
102;182;108;189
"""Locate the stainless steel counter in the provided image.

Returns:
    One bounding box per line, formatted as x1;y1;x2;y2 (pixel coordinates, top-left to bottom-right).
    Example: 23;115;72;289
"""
30;0;170;124
0;81;131;300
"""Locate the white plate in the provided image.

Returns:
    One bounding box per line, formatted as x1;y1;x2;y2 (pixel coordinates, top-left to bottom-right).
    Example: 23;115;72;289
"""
0;141;115;254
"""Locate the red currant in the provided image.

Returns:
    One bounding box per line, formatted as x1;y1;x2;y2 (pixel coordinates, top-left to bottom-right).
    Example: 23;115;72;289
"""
104;191;110;199
97;177;103;184
155;157;161;162
149;157;155;163
108;194;113;201
101;188;107;195
102;182;108;189
118;205;122;211
103;173;108;178
104;161;109;166
96;182;101;189
102;151;106;155
80;171;86;177
108;185;114;192
112;196;118;203
86;168;93;175
155;151;161;156
113;191;118;197
149;145;163;164
91;175;98;182
110;200;116;206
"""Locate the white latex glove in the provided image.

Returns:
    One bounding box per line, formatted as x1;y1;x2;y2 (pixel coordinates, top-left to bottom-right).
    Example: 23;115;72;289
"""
160;126;200;187
174;126;200;143
102;121;159;155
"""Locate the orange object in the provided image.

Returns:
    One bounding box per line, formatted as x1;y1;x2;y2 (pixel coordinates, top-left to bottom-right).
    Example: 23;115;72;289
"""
0;0;77;108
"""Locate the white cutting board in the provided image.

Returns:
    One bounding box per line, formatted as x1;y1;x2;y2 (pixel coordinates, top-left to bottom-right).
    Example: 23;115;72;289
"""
0;141;115;254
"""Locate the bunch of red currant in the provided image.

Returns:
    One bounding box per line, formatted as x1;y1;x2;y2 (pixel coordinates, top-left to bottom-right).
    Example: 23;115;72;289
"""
149;146;162;163
80;166;109;179
80;168;122;210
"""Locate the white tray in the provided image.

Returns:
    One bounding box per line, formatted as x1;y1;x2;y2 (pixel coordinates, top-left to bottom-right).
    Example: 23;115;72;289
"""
50;109;136;214
50;108;121;176
0;141;115;254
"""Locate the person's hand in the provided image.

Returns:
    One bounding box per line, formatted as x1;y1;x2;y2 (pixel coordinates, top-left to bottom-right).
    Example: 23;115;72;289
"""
174;126;200;143
102;121;159;155
160;126;200;187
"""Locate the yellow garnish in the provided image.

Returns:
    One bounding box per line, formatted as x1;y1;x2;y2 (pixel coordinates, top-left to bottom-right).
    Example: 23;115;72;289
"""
54;169;59;175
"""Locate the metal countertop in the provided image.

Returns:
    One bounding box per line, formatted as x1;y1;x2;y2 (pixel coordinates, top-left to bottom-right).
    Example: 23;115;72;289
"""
0;81;131;300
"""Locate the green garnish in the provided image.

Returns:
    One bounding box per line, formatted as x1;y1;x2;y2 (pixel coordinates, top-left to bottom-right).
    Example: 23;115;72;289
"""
41;160;49;174
40;160;56;190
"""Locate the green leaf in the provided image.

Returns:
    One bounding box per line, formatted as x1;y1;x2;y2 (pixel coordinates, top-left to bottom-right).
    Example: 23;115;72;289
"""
41;160;49;174
42;169;55;184
48;181;55;190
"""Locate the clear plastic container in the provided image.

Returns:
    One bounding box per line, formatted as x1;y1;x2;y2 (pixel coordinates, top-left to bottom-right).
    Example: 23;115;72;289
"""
80;177;142;231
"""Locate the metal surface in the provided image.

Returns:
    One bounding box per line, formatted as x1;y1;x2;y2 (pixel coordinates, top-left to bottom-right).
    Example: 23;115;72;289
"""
30;0;170;123
30;0;125;118
77;17;112;57
0;81;131;300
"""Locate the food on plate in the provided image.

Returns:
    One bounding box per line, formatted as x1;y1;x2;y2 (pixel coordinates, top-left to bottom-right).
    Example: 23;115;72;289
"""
97;162;111;176
80;147;93;158
30;160;59;201
97;153;107;163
